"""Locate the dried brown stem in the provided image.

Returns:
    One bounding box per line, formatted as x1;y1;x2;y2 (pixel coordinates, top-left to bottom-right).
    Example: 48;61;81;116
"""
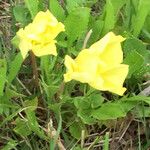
82;29;93;49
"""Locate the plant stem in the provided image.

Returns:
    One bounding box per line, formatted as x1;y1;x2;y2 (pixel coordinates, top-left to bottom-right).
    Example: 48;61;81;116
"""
30;51;39;90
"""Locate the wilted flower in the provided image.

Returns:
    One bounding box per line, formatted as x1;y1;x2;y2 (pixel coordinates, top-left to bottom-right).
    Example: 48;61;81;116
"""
16;10;65;58
64;32;129;96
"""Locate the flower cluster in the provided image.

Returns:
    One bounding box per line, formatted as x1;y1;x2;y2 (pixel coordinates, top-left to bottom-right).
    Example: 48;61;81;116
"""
17;10;65;58
64;32;129;95
16;10;128;95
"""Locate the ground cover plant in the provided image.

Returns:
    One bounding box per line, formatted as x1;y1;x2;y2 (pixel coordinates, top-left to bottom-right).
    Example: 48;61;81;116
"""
0;0;150;149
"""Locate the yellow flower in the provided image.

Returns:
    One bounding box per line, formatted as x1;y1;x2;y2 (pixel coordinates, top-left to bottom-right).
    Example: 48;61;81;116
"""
16;10;65;59
64;32;129;96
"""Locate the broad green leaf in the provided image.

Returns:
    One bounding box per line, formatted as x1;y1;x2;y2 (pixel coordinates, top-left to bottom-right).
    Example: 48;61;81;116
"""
49;0;65;21
111;0;127;15
131;0;150;36
64;7;90;47
73;97;96;124
123;0;132;30
14;117;32;136
13;5;31;25
101;0;115;35
77;109;96;124
135;65;150;78
89;93;104;108
24;0;39;18
123;38;150;77
123;50;144;78
88;18;104;45
66;0;85;12
92;103;126;120
0;59;7;96
69;121;86;139
7;52;23;84
74;97;90;110
118;101;137;113
144;15;150;34
123;38;148;57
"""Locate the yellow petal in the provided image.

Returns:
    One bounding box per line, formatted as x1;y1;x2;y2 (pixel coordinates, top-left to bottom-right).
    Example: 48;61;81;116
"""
19;40;30;59
65;72;94;83
75;49;99;73
32;42;57;57
99;34;125;67
33;10;58;26
64;55;76;72
89;32;112;53
43;22;65;41
109;87;127;96
101;64;129;95
89;77;104;90
99;42;123;69
89;32;125;55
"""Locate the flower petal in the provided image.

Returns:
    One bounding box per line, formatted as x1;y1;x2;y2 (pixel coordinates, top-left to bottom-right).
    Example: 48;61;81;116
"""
19;40;30;59
32;41;57;57
101;64;129;95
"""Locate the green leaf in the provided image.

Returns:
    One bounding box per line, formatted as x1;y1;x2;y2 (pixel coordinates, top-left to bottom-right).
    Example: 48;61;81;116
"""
69;121;86;139
5;88;25;99
42;81;59;102
49;0;65;21
121;95;150;105
88;18;104;45
13;5;31;25
123;38;148;57
7;52;23;84
0;94;19;115
0;87;22;114
89;93;104;108
0;108;22;127
101;0;115;35
77;109;96;124
92;103;126;120
73;97;96;124
14;117;32;136
66;0;85;12
2;139;17;150
24;0;39;18
131;0;150;36
24;98;46;139
111;0;127;15
123;50;144;78
0;59;7;96
74;97;90;109
64;7;90;47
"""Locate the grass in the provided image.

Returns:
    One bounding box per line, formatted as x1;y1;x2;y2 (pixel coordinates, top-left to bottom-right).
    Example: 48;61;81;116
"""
0;0;150;150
